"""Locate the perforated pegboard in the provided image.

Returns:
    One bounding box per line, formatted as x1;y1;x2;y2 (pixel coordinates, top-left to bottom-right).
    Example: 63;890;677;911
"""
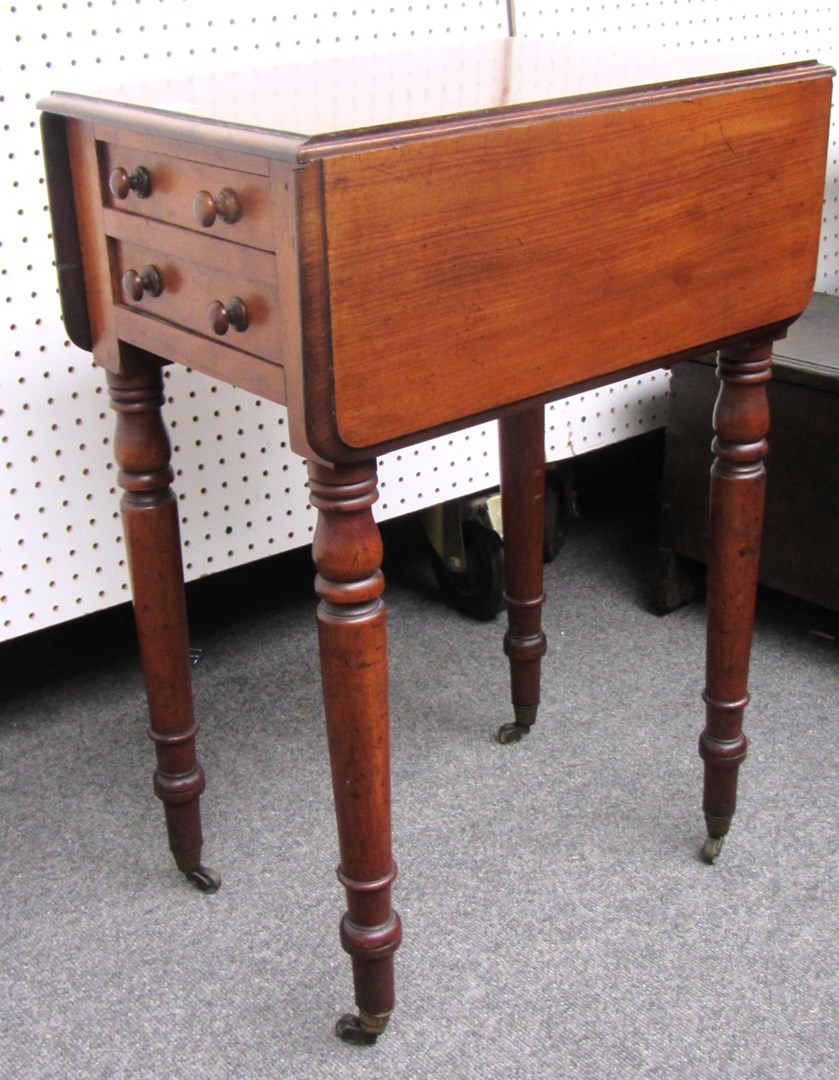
514;1;838;294
2;2;836;640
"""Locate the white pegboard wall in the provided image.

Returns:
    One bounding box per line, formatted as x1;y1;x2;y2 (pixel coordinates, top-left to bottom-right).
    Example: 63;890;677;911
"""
376;370;669;511
2;1;837;641
1;1;511;641
515;2;838;294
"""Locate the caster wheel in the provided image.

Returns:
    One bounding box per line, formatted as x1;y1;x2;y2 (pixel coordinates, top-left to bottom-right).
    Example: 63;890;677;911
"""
498;722;529;745
335;1014;381;1045
430;520;505;620
186;865;222;893
701;836;724;865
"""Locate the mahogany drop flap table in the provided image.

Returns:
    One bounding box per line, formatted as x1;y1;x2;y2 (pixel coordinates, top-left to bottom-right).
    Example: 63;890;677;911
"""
38;40;834;1042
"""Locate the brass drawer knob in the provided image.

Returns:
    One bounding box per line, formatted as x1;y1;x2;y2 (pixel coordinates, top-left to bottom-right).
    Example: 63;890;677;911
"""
207;297;249;335
109;166;152;200
192;188;241;228
122;265;163;302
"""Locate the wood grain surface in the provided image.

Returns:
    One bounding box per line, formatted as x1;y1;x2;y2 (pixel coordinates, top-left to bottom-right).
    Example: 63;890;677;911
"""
319;77;832;451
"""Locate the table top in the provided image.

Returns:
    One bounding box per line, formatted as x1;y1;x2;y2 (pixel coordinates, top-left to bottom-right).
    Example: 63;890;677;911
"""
40;38;831;160
38;40;835;462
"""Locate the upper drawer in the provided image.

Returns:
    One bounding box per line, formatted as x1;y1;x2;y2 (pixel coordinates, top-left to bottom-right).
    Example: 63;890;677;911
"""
99;141;273;251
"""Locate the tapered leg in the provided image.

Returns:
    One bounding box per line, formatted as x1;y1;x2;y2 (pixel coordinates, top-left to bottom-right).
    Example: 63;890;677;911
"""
497;407;548;744
699;338;772;863
107;358;219;892
308;460;401;1044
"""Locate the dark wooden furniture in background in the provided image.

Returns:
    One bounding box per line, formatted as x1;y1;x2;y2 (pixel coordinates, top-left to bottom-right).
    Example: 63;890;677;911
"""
658;292;839;614
38;41;833;1042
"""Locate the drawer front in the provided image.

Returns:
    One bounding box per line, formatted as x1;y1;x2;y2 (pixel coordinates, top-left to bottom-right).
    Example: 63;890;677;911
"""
112;238;282;363
101;142;273;251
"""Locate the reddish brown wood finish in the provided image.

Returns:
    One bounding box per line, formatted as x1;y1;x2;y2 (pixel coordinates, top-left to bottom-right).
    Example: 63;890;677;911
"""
107;353;213;886
45;59;832;464
316;78;830;458
36;42;835;1038
307;460;402;1038
699;338;773;857
498;408;547;741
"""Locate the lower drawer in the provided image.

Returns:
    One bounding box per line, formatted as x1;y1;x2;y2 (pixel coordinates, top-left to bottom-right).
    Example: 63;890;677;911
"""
111;237;282;363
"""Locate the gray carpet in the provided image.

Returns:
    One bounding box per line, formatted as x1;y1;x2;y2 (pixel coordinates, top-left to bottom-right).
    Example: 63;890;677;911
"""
2;438;837;1079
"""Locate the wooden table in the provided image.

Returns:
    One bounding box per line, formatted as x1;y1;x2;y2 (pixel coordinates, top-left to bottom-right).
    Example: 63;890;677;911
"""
38;40;833;1043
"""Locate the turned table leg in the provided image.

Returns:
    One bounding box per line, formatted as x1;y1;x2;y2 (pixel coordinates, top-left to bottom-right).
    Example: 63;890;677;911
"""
700;338;772;864
107;357;219;892
497;407;548;744
308;460;402;1044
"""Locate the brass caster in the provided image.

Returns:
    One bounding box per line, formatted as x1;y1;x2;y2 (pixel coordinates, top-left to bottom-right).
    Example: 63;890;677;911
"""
336;1015;378;1046
335;1010;390;1046
701;835;725;865
498;721;529;745
185;865;222;893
